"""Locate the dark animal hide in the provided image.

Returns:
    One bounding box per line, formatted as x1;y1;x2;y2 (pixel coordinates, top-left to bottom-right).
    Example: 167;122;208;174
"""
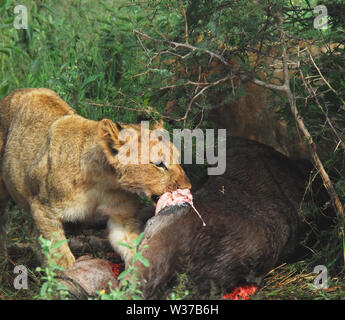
136;137;308;299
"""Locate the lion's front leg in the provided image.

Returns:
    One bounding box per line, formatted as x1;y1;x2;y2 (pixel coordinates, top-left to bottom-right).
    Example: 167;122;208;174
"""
107;214;141;268
31;200;75;270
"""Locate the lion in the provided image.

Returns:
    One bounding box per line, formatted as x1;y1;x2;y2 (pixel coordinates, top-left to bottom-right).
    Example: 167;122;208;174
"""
0;88;191;269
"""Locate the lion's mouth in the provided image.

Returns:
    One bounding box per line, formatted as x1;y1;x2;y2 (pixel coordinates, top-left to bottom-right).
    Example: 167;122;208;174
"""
153;189;206;226
151;194;160;204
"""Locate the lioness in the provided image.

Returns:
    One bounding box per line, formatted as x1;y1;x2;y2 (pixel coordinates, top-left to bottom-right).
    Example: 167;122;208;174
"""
0;88;191;269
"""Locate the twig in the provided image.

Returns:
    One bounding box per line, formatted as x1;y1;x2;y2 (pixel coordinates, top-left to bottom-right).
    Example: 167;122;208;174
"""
160;79;227;90
250;21;344;222
137;3;168;42
136;34;152;63
251;78;287;92
86;101;150;113
299;67;345;151
181;75;233;125
7;254;41;285
306;48;345;111
179;0;189;44
133;29;231;68
85;101;176;121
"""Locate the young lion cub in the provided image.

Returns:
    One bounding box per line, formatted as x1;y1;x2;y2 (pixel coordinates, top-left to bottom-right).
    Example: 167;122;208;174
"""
0;88;191;269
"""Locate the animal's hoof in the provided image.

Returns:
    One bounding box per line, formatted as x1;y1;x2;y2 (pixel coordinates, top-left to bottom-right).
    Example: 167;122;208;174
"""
59;256;123;299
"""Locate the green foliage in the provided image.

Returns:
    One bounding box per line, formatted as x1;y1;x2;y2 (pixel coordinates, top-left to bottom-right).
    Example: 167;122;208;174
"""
168;273;190;300
0;0;344;300
0;0;160;122
35;234;69;300
34;232;150;300
96;232;149;300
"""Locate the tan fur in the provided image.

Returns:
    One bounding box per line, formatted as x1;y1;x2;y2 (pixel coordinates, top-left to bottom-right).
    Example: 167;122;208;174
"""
0;88;191;268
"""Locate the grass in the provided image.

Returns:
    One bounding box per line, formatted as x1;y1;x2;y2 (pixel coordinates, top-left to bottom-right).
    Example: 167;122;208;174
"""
1;201;344;300
0;0;344;300
1;0;147;122
1;195;345;300
256;261;345;300
0;205;41;300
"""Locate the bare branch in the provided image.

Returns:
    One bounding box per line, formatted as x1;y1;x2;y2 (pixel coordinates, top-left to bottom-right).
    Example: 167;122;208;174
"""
306;48;345;111
181;75;233;124
133;29;231;68
250;25;344;222
159;79;228;91
251;78;287;92
85;101;178;121
178;0;189;44
299;67;345;151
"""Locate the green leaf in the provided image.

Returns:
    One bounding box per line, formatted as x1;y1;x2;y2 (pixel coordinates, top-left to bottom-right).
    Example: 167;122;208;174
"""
40;3;56;15
52;264;65;272
207;21;216;33
118;269;130;280
53;252;61;258
0;48;10;56
0;82;9;98
138;255;150;268
82;73;103;89
116;242;132;250
40;282;49;297
132;232;145;247
53;239;67;249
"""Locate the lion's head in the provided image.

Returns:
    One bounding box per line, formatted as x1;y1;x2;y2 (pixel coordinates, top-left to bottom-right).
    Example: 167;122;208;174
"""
98;119;191;203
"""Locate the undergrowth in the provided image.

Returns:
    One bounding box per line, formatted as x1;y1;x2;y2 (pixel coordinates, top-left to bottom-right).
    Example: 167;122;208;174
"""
0;0;344;300
96;232;150;300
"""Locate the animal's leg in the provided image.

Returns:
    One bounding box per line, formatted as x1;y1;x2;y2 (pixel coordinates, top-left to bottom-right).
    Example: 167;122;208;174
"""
0;177;9;261
108;213;141;267
31;200;75;270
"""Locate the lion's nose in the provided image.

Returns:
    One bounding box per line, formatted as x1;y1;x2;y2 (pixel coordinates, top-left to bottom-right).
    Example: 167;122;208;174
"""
179;176;191;190
167;176;191;192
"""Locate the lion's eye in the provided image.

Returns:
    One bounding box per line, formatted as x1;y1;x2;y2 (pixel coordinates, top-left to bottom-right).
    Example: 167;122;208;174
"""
111;147;118;157
151;161;167;170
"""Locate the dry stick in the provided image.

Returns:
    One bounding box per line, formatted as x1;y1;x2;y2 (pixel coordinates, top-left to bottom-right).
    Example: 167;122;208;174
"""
133;29;231;68
193;101;205;129
85;101;150;113
6;253;41;285
286;87;344;218
182;75;233;124
286;88;344;221
133;29;233;124
137;3;168;42
136;34;152;63
306;48;345;111
179;0;189;44
252;33;344;222
299;68;345;151
134;26;344;220
85;101;175;121
159;79;228;90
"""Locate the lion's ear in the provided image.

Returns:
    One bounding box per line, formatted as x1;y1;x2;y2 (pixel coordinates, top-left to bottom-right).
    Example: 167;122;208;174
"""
152;119;164;130
98;119;123;157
